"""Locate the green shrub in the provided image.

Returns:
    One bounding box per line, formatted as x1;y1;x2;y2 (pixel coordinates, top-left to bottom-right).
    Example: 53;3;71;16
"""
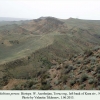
84;49;93;57
97;74;100;78
63;65;73;74
90;62;95;65
91;71;96;75
96;65;100;73
92;46;100;51
0;75;9;86
78;71;82;75
27;81;34;88
70;80;76;86
61;75;68;84
76;60;83;64
93;79;98;85
79;84;86;89
91;65;95;69
89;56;96;62
40;57;52;68
63;85;70;90
88;79;94;84
83;59;90;65
64;64;69;68
81;65;87;70
86;67;93;72
73;66;77;70
69;72;74;78
40;83;51;90
76;78;81;84
14;80;39;90
31;85;37;89
73;54;77;58
80;74;88;82
54;80;61;85
12;84;22;90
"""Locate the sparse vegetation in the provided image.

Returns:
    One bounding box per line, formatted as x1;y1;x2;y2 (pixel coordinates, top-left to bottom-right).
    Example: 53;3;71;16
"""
0;17;100;90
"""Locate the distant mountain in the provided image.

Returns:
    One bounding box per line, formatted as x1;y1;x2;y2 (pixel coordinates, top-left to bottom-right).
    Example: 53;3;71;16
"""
0;17;29;21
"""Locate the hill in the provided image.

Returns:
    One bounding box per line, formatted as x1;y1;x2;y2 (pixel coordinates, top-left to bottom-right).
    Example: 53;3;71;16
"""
0;17;100;90
1;46;100;90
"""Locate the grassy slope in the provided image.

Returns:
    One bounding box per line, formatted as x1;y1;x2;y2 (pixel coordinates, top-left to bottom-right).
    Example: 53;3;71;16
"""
0;33;54;64
0;18;100;63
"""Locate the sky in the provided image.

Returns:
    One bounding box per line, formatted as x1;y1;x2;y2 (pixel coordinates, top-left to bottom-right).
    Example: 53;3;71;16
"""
0;0;100;20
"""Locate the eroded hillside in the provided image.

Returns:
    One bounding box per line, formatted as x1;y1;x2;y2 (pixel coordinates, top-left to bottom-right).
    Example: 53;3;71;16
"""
0;17;100;90
0;46;100;90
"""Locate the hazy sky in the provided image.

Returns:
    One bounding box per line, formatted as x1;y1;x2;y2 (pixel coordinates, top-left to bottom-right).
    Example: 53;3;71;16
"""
0;0;100;20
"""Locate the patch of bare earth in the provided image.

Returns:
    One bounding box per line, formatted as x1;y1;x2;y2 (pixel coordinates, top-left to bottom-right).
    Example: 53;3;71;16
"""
2;79;26;90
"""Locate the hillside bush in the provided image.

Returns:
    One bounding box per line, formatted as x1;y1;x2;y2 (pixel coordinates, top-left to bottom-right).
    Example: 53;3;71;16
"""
76;59;83;64
97;74;100;78
89;56;96;62
86;67;93;72
54;80;61;85
84;49;93;57
40;83;51;90
70;80;76;86
73;66;77;70
88;79;94;84
79;83;86;89
63;85;70;90
92;46;100;51
83;59;90;65
96;65;100;73
80;74;88;82
61;75;68;84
